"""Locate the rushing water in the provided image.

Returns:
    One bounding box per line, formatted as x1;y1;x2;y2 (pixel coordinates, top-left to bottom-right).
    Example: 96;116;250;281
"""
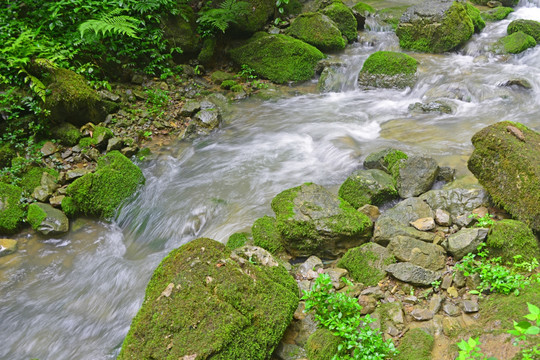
2;4;540;360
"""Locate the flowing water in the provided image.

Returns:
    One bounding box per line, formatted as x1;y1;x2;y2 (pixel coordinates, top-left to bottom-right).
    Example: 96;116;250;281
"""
2;3;540;360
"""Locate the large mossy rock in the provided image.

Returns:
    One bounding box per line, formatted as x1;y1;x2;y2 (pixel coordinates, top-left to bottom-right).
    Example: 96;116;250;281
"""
363;148;408;174
394;328;434;360
287;13;346;52
481;7;513;22
232;0;277;33
162;5;199;57
28;59;109;127
64;151;145;218
507;19;540;42
306;328;342;360
465;3;485;33
51;122;82;146
358;51;418;89
395;0;474;53
252;215;284;254
0;143;16;169
271;183;372;258
0;182;25;234
496;31;536;54
337;242;395;286
338;169;398;209
468;121;540;232
118;238;298;360
27;202;69;235
321;2;358;42
486;220;540;264
229;32;325;84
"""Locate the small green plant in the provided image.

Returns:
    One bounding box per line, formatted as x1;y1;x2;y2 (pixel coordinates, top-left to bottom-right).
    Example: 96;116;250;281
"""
274;0;290;25
431;279;441;292
145;88;169;117
302;273;397;359
468;213;495;228
508;302;540;360
78;9;141;39
456;337;496;360
235;65;267;89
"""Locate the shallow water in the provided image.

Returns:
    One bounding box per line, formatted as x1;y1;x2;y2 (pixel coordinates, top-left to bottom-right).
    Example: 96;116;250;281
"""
1;4;540;360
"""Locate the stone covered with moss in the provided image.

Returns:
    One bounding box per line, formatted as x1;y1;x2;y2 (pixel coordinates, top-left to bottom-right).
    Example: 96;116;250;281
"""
229;32;325;84
287;13;346;52
358;51;418;89
0;182;25;234
226;232;249;250
232;0;277;34
496;31;536;54
19;167;59;194
51;122;82;146
118;238;298;360
481;7;513;21
321;2;358;42
396;0;474;53
468;121;540;232
0;143;16;169
65;150;145;218
394;328;434;360
162;5;199;56
306;328;342;360
271;183;372;258
507;19;540;42
352;2;375;15
465;3;485;33
337;242;395;286
338;169;398;209
27;202;69;235
486;220;539;264
470;0;518;6
252;215;284;254
363;148;409;177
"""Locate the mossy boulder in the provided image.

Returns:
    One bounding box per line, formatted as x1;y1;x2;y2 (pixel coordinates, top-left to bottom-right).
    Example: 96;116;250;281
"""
287;13;346;52
231;0;277;34
306;328;342;360
321;2;358;42
337;242;395;286
252;216;284;254
0;182;25;234
66;151;145;218
358;51;418;89
395;0;474;53
27;202;69;235
0;143;16;169
352;2;375;15
229;32;325;84
271;182;372;258
363;148;408;175
496;31;536;54
162;5;199;57
118;238;298;360
481;7;514;21
468;121;540;232
51;122;82;146
394;328;434;360
486;220;540;264
338;169;398;209
507;19;540;42
465;3;485;33
19;167;59;194
226;232;250;250
470;0;518;7
28;59;108;127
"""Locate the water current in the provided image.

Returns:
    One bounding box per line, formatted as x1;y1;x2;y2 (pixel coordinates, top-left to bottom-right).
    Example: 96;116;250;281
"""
1;3;540;359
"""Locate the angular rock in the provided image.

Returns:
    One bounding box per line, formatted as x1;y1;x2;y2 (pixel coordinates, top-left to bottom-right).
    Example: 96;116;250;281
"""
317;62;347;93
27;202;69;235
271;183;372;258
107;137;124;152
446;227;488;260
40;141;57;156
435;208;452;226
0;238;17;257
296;256;323;280
358;204;380;222
461;299;479;313
411;308;434;321
410;217;436;231
323;268;348;289
363;148;408;174
66;168;91;181
387;236;446;271
338;169;398;209
337;242;395;286
385;262;441;286
443;302;461;316
420;187;489;224
396;156;439;198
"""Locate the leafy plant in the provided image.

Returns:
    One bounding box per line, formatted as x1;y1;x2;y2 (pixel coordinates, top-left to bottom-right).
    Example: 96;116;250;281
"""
79;9;141;39
468;213;495;228
456;337;496;360
302;273;397;359
274;0;290;25
197;0;250;38
145;87;169;117
431;279;441;292
508;302;540;360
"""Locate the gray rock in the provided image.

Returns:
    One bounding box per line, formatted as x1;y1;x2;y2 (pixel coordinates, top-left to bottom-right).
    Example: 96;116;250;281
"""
66;169;91;181
32;186;52;202
107;137;124;152
442;302;461;317
461;299;479;313
358;295;377;314
447;228;488;260
453;271;466;288
180;100;201;117
338;169;398;209
194;108;221;129
441;273;453;290
420;188;490;224
98;89;120;102
408;101;454;114
435;208;452;226
273;343;307;360
29;203;69;235
49;195;65;207
437;166;456;183
0;238;18;257
40;141;57;156
317;63;346;93
296;256;323;279
387;236;446;271
429;294;444;314
396;156;439;198
363;148;407;173
324;268;349;289
385;262;441;286
411;308;434;321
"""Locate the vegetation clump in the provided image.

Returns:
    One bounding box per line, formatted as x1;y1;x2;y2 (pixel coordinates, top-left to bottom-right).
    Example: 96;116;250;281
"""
226;232;249;250
338;169;398;209
286;13;346;52
321;2;358;43
486;219;540;264
394;328;434;360
0;182;25;234
337;243;395;286
507;19;540;42
26;202;48;230
481;7;514;21
306;328;342;360
497;31;537;54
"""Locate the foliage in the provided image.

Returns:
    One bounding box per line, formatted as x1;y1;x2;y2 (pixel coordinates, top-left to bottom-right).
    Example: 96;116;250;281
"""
197;0;250;38
302;273;397;359
79;9;141;39
275;0;290;25
145;87;169;117
456;337;496;360
235;65;268;89
468;213;495;228
508;302;540;360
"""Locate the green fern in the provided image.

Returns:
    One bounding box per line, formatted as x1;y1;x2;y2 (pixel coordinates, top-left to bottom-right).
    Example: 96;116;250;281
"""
197;0;250;37
78;9;141;39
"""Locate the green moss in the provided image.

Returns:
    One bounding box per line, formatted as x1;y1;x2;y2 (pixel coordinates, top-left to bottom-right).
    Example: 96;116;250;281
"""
283;0;302;15
19;167;59;194
321;2;358;42
507;19;540;42
470;0;518;7
252;216;284;254
229;32;325;84
306;328;341;360
337;243;395;286
481;7;514;21
466;3;485;33
361;51;418;76
93;126;113;143
287;13;346;52
497;31;537;54
396;1;474;53
226;232;249;250
377;6;408;30
0;143;16;169
0;182;25;234
211;71;235;85
352;2;375;14
231;0;276;33
486;219;539;264
395;328;434;360
384;150;409;182
78;136;95;148
66;151;145;218
338;170;398;208
51;122;81;146
61;196;78;217
198;38;216;65
27;203;47;230
230;84;244;92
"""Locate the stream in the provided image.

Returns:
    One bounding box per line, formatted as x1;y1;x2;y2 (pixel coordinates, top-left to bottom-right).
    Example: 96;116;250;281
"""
1;3;540;359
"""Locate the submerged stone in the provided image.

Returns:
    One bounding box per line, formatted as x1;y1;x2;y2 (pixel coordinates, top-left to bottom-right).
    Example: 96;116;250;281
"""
0;238;18;257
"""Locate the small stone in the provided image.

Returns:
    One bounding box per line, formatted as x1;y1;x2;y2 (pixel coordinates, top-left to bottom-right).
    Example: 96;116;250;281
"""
441;274;453;290
461;300;479;313
61;149;73;159
411;308;434;321
361;286;385;299
410;217;436;231
121;147;138;157
358;295;377;314
99;89;120;102
40;141;57;156
403;295;418;304
385;262;441;286
66;168;91;181
297;280;311;296
49;195;65;207
435;209;451;226
437;166;455;183
296;256;323;279
273;343;307;360
442;302;461;317
442;316;462;336
32;186;52;202
386;325;400;337
466;273;482;290
358;204;381;222
429;294;444;314
41;172;58;192
0;238;18;257
131;74;144;84
472;206;489;219
324;268;348;289
455;214;474;227
447;286;459;298
107;137;124;152
453;271;466;288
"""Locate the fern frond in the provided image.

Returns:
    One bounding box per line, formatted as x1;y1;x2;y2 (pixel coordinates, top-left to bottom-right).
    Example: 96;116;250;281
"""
79;9;141;39
197;0;250;34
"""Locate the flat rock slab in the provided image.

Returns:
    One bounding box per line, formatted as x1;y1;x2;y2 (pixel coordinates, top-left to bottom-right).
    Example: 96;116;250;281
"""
446;227;488;260
387;236;446;271
385;262;441;286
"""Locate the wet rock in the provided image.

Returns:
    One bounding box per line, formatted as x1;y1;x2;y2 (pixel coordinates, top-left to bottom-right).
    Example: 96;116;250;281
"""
408;101;454;114
180;100;202;117
461;299;479;313
386;262;441;286
410;217;435;231
446;227;488;260
363;148;408;174
337;242;395;286
396;156;439;198
317;62;347;93
358;51;418;89
287;13;346;52
338;169;398;209
32;186;52;202
437;166;456;183
27;202;69;235
387;236;446;271
420;188;489;224
498;78;532;90
0;238;18;257
49;195;65;208
496;31;536;54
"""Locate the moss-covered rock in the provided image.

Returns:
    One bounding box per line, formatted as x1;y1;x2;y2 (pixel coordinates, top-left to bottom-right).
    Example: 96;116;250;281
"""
0;182;25;234
358;51;418;89
27;202;69;235
394;328;434;360
468;121;540;232
363;148;409;175
231;0;277;33
0;143;16;169
51;122;82;146
162;5;199;57
352;2;375;15
338;169;398;209
287;13;346;52
396;0;474;53
481;7;514;21
198;37;216;65
486;220;540;264
66;151;145;218
271;183;372;258
27;59;108;127
470;0;518;6
321;2;358;42
252;216;284;254
496;31;537;54
306;328;341;360
507;19;540;42
118;238;298;360
61;196;77;218
337;242;395;286
377;6;409;30
211;71;235;84
465;3;485;33
19;167;59;194
226;232;249;250
229;32;325;84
